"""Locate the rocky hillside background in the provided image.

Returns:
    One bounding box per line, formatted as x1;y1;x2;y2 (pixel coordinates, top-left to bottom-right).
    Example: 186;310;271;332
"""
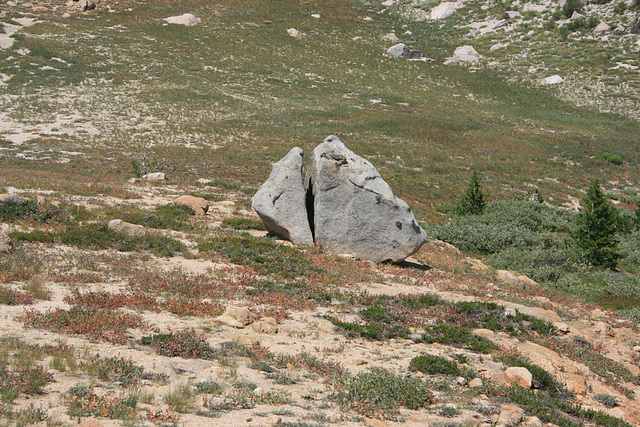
1;0;640;426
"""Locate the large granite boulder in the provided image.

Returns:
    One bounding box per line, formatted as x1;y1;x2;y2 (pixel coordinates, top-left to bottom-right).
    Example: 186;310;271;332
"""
251;147;314;246
305;136;428;263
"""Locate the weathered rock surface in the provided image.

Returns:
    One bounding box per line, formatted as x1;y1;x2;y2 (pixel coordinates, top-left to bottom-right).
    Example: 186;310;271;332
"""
173;195;208;216
0;231;14;253
305;135;428;263
164;13;200;26
251;147;314;246
107;219;147;237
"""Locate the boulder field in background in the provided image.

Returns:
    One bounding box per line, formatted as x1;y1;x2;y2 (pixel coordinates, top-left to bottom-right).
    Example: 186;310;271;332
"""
252;136;428;263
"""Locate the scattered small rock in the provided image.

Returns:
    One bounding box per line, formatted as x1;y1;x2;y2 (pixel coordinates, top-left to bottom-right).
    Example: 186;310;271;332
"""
387;43;421;59
430;2;461;20
490;42;508;51
173;195;209;216
214;306;255;329
381;33;399;41
543;75;564;85
106;219;147;238
469;377;484;388
164;13;200;26
387;43;410;58
141;172;166;181
503;11;522;19
66;0;95;11
504;367;533;389
249;317;278;334
496;405;524;427
452;45;481;62
0;231;15;253
287;28;303;38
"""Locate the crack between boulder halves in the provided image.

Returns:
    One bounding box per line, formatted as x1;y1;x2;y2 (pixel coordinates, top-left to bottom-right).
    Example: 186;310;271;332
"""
305;181;316;243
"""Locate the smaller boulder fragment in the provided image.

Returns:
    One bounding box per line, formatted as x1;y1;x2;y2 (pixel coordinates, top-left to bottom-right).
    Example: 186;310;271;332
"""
173;195;208;216
251;147;313;246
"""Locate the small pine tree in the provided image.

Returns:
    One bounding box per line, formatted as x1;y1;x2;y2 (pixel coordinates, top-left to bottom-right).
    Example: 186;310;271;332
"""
456;171;486;215
572;180;621;269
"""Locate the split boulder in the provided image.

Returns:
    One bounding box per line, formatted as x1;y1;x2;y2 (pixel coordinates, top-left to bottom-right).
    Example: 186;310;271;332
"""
252;137;427;263
251;147;314;246
305;136;428;263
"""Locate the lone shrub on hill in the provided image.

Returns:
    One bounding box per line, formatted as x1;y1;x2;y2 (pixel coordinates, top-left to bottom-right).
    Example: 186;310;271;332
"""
455;171;486;216
572;180;621;268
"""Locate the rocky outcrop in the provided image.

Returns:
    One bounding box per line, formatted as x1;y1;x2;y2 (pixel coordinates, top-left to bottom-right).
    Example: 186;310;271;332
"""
173;195;209;216
251;147;314;246
252;136;428;263
305;136;428;263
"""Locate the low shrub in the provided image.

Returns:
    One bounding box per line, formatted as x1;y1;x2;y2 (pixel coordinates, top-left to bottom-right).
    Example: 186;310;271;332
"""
415;323;499;353
122;204;194;231
595;393;618;408
222;218;265;230
330;368;433;419
11;223;186;257
198;231;318;278
409;355;458;375
0;197;67;224
140;330;218;359
598;153;624;165
19;306;144;344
